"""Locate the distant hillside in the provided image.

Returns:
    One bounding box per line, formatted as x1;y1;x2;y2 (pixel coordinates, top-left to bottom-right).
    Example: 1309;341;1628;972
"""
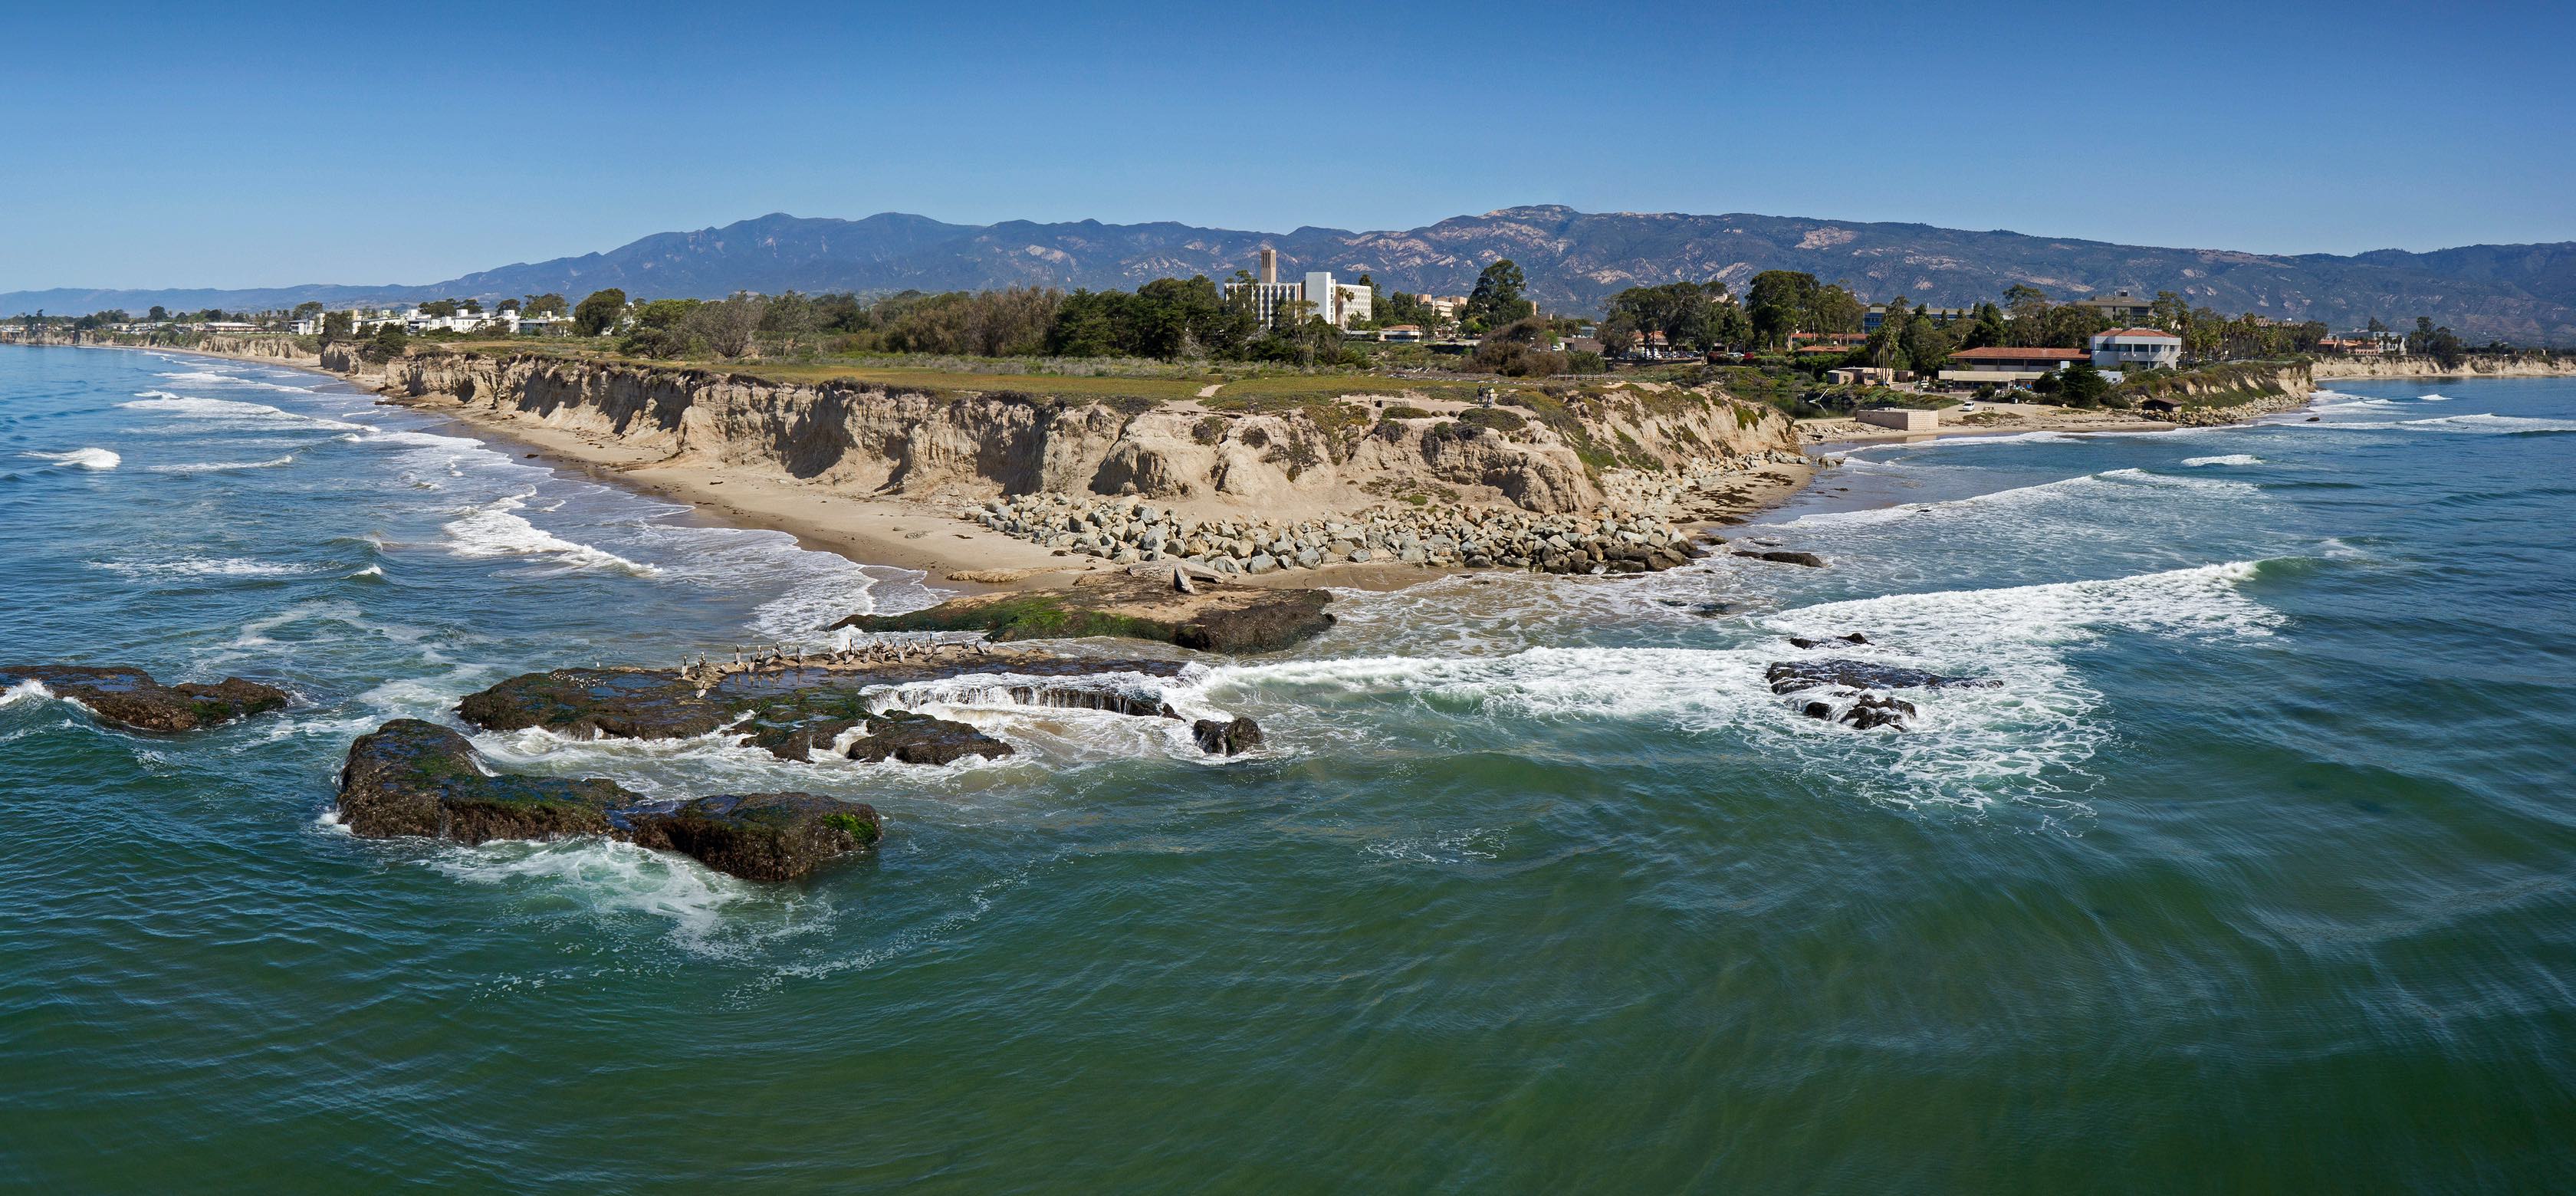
12;207;2574;343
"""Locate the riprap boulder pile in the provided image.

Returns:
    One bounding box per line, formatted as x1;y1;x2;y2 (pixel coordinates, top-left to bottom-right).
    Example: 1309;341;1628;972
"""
970;495;1705;576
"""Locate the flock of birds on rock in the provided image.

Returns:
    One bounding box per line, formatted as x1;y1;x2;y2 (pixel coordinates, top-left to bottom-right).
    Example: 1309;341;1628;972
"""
675;637;1004;692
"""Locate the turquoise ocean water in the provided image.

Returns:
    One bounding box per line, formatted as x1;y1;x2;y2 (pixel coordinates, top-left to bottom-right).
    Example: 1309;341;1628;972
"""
2;344;2571;1191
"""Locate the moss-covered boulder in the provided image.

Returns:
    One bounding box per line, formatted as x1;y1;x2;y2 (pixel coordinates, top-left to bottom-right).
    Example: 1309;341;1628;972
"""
4;664;288;733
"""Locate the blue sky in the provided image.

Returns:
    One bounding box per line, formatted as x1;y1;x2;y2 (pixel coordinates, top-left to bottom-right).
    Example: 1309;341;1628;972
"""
5;0;2569;289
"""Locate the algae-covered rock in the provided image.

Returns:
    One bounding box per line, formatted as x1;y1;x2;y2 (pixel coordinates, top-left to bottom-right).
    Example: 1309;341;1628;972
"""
625;794;881;882
335;719;879;881
3;664;288;733
337;719;625;843
843;711;1014;765
834;577;1334;654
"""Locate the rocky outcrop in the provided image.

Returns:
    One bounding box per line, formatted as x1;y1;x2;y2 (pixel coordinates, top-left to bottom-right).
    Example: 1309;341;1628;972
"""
840;711;1014;765
335;719;876;881
836;574;1336;654
1191;717;1263;756
2;665;288;732
623;793;881;882
1766;656;1996;732
456;650;1260;761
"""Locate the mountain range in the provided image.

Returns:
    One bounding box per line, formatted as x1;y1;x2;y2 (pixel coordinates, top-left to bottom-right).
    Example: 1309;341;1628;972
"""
12;206;2576;343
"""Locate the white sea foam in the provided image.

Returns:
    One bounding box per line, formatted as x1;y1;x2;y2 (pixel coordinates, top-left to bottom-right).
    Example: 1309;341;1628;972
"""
90;557;323;580
2312;412;2576;434
2181;453;2262;468
120;396;360;430
25;448;121;470
1364;826;1506;863
1772;467;2256;531
441;494;659;575
429;838;778;954
155;369;312;393
145;455;296;473
2417;393;2453;402
1;678;58;708
1190;560;2281;811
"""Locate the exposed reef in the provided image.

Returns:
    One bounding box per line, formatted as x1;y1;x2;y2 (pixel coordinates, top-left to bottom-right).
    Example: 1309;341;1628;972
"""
836;572;1336;653
336;718;881;882
456;649;1257;760
2;665;288;733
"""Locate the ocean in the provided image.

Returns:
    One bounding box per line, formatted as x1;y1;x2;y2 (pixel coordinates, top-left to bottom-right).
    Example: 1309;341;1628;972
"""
3;344;2571;1191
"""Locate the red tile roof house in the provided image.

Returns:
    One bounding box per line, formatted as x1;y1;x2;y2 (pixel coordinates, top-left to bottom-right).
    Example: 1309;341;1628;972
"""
1938;347;2089;383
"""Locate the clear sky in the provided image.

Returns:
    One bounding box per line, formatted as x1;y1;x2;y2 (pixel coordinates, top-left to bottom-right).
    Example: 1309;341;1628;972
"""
5;0;2570;290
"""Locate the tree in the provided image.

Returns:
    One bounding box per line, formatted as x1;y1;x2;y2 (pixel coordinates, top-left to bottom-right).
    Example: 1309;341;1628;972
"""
292;301;325;320
1464;260;1532;333
363;322;409;362
461;298;482;315
419;299;459;318
147;305;169;321
1746;270;1821;347
320;311;353;343
1811;285;1864;334
2052;362;2111;407
1473;316;1569;376
498;297;521;314
682;293;766;359
524;293;569;317
573;289;629;336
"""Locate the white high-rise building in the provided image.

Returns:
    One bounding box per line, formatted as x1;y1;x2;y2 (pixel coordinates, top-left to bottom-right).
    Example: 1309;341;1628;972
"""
1222;248;1374;329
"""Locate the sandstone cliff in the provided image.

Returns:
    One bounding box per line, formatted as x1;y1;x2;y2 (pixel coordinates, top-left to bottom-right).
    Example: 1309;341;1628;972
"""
2312;353;2576;381
375;353;1799;518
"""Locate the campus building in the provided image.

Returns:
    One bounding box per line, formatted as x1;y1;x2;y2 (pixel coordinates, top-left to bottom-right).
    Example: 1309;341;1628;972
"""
2088;327;2183;370
1221;248;1375;329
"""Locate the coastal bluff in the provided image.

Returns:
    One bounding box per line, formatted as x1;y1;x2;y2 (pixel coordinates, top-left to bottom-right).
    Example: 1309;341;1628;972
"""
366;350;1800;520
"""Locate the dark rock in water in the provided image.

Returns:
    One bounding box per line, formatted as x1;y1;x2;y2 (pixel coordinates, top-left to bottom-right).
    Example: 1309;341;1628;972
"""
3;664;288;733
459;669;740;740
835;578;1335;654
624;794;880;882
747;717;866;762
1789;691;1918;731
336;719;878;881
843;711;1014;765
1191;716;1264;756
337;719;626;844
1751;550;1827;567
1000;684;1176;719
458;657;1187;743
1765;659;1993;695
1789;632;1871;649
1840;694;1918;731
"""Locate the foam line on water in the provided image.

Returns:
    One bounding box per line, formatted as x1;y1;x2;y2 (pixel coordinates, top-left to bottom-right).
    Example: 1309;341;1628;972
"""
145;455;296;474
25;448;120;470
120;395;360;431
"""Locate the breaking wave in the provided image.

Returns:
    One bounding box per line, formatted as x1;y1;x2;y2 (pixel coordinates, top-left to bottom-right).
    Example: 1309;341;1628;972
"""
441;494;659;576
2182;453;2262;467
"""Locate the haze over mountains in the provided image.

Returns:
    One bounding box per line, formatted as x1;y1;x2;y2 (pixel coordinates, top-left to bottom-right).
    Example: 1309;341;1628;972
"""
12;206;2576;343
